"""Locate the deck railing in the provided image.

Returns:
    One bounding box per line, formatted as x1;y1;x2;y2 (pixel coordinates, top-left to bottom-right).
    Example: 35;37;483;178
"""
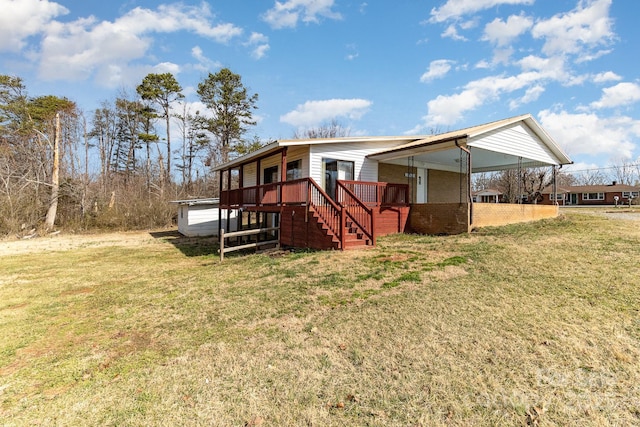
336;181;374;245
338;181;409;206
221;178;344;247
308;180;343;244
220;178;409;249
222;178;310;207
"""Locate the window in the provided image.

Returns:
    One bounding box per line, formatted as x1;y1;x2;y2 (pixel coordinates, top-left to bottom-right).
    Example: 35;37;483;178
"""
622;191;639;198
549;194;565;200
263;166;278;184
582;192;604;200
286;160;302;181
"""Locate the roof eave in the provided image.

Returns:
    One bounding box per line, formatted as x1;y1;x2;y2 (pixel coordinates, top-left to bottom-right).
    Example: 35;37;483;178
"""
212;141;282;171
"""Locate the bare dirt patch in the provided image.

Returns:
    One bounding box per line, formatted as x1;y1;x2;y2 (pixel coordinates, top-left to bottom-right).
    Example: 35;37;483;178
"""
0;229;173;257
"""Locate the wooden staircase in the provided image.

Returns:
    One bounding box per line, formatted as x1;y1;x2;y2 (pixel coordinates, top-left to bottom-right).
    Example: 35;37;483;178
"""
309;206;372;250
342;217;372;248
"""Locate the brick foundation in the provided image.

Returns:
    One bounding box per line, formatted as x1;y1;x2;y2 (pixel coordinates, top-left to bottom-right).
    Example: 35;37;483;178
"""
409;203;470;235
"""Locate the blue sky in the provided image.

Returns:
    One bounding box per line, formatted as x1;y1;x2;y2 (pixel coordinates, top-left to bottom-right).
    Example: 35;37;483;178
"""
1;0;639;173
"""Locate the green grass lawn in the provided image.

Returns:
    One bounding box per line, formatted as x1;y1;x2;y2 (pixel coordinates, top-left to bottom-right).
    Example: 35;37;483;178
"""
1;212;639;426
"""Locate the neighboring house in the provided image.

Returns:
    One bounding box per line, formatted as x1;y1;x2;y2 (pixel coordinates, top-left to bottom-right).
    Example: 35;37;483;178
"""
213;114;572;250
171;198;236;237
472;189;502;203
541;182;640;206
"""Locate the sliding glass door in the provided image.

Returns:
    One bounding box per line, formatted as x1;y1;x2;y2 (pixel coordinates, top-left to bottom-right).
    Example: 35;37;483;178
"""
322;158;354;199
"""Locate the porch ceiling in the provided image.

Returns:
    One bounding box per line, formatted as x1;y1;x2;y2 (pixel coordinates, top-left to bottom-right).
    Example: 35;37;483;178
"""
368;114;572;173
379;146;547;173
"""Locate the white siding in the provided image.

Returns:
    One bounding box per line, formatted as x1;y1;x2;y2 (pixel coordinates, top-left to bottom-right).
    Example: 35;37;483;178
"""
241;146;310;186
468;123;559;164
236;140;406;190
177;205;189;234
255;152;281;184
243;163;257;187
309;141;397;189
286;146;310;179
187;205;218;236
177;203;237;237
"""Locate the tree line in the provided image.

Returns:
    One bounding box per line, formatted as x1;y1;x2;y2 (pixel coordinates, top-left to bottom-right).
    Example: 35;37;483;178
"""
2;65;637;236
474;161;640;204
0;69;259;237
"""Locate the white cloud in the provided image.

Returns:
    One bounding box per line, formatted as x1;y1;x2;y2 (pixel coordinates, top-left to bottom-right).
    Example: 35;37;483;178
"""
430;0;534;23
420;59;455;83
192;46;207;63
421;73;544;127
531;0;614;58
491;47;515;66
345;44;359;61
441;24;467;41
509;84;545;109
590;82;640;109
482;13;533;46
0;0;68;52
516;55;573;82
592;71;622;83
251;44;270;60
539;109;640;159
94;62;182;89
248;32;269;44
244;32;270;60
262;0;342;29
280;99;372;127
191;46;221;72
37;3;242;85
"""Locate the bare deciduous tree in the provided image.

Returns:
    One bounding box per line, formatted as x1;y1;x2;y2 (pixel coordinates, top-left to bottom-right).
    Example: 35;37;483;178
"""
294;119;350;139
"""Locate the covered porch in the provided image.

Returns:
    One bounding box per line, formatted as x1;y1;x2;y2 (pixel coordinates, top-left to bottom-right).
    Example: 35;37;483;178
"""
368;114;572;234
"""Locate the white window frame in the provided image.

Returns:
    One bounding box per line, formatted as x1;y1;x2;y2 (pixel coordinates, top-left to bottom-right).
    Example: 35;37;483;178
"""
549;194;565;200
582;192;604;201
286;159;302;181
622;191;639;198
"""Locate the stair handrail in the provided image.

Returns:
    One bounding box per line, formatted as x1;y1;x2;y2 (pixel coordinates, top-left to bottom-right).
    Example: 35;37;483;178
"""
336;181;375;245
306;178;343;247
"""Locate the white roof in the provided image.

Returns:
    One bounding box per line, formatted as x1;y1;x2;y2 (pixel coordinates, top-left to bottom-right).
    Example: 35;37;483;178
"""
213;114;572;173
170;198;219;206
368;114;572;171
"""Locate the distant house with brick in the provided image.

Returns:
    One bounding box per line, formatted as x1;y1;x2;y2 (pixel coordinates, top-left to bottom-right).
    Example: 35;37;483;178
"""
541;182;639;205
472;189;503;203
213;114;572;250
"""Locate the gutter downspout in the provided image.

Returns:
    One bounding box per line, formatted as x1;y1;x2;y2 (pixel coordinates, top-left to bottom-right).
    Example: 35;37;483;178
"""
455;140;473;227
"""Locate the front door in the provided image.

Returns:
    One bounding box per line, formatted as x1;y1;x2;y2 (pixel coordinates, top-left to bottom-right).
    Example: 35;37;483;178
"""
416;168;427;203
570;193;578;205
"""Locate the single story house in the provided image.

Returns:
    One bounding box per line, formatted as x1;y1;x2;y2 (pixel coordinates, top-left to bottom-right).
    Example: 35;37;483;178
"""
171;198;236;237
540;182;640;206
213;114;572;250
472;189;503;203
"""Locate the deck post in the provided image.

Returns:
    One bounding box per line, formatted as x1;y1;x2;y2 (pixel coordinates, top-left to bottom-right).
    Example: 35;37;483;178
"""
225;169;231;233
280;148;287;205
371;209;377;246
306;180;311;223
218;169;223;237
340;207;346;249
219;228;225;261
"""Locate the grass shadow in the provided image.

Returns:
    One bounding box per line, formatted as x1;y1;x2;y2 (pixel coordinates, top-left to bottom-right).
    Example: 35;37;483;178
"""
149;230;219;257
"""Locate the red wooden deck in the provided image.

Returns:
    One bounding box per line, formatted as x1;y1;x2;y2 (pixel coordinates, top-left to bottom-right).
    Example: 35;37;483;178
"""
220;178;409;250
